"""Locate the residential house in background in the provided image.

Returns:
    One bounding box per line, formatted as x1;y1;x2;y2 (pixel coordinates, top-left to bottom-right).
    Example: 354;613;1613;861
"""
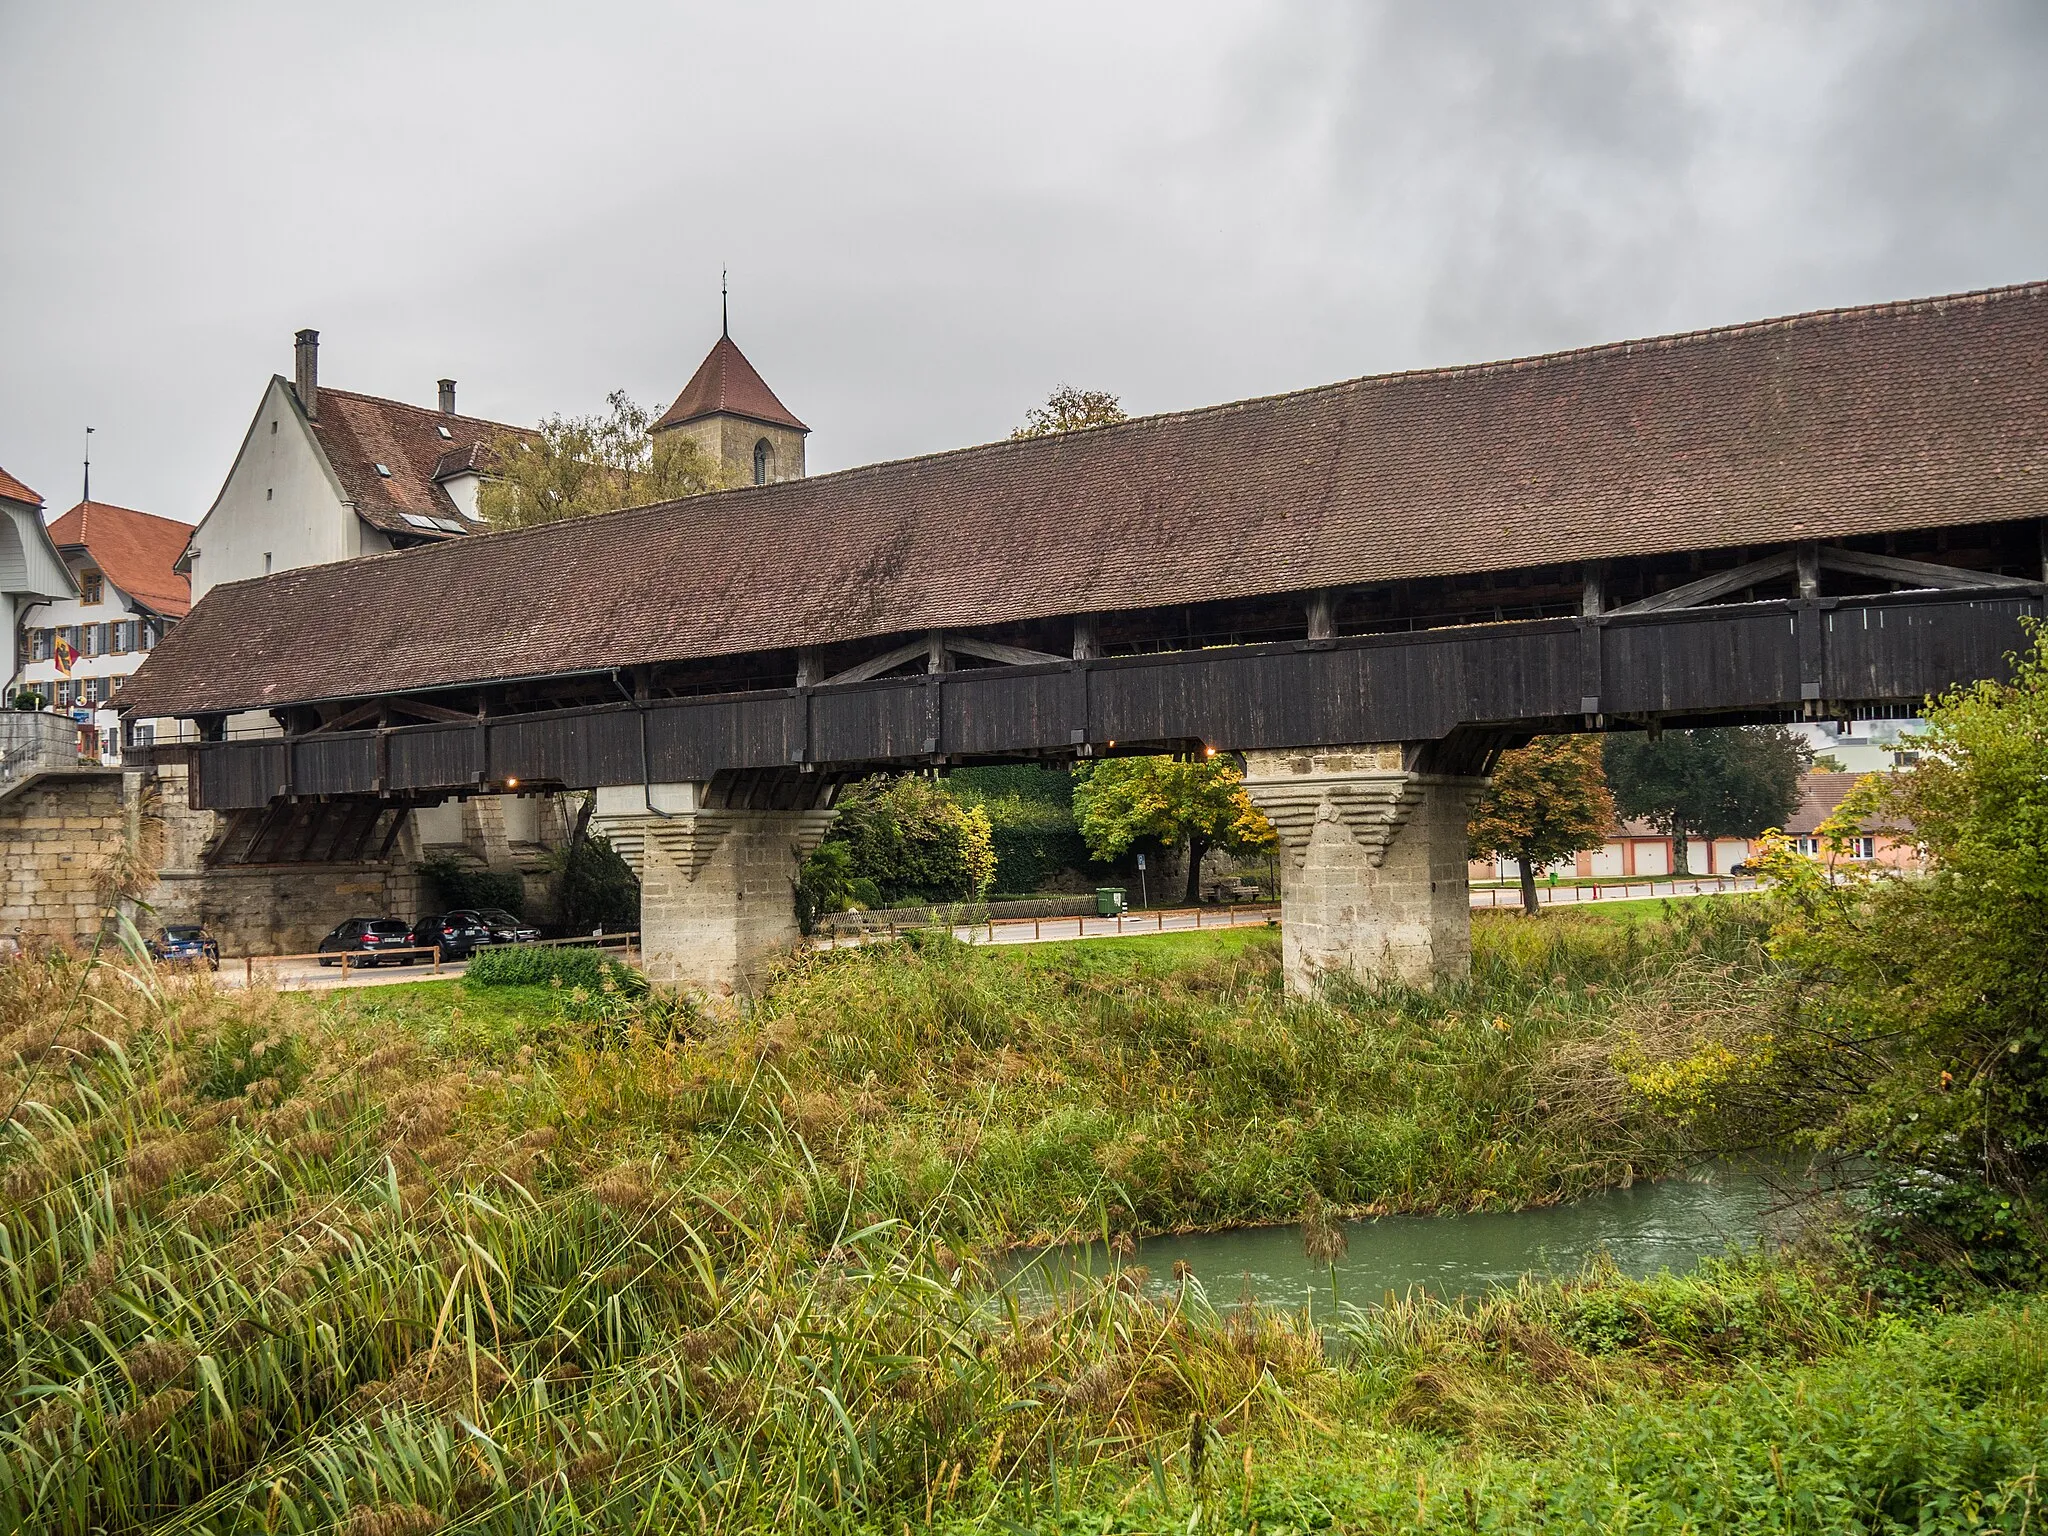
177;329;524;607
1791;716;1928;774
15;500;191;764
1;465;73;696
1780;771;1922;869
1472;768;1922;885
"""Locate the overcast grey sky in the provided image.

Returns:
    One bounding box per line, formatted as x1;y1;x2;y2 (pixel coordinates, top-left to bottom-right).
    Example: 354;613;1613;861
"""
2;1;2044;523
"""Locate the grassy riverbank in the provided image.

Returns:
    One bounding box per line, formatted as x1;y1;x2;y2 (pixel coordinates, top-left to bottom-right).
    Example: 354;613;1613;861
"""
316;902;1766;1245
6;904;2040;1533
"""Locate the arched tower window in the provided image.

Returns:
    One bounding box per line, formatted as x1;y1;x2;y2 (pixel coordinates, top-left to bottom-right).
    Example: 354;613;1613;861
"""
753;439;772;486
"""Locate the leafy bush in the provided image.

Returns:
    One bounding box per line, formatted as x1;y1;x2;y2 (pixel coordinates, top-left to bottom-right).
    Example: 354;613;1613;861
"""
543;828;640;934
1631;623;2048;1284
464;942;643;993
827;774;995;905
416;852;526;917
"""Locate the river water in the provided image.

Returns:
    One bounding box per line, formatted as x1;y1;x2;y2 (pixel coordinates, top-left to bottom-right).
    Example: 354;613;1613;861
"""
1006;1166;1805;1311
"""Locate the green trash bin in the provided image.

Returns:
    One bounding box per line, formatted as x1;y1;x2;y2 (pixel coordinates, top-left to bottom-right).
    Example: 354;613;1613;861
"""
1095;887;1128;917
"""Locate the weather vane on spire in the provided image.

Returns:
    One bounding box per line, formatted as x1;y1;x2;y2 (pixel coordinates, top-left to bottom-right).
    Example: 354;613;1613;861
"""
721;269;729;339
83;426;94;504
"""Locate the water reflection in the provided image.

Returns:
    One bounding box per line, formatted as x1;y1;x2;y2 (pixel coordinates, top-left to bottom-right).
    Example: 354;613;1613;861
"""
1005;1167;1807;1311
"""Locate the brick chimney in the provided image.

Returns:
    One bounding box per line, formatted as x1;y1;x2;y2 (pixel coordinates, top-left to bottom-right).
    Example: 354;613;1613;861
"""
438;379;456;415
294;328;320;420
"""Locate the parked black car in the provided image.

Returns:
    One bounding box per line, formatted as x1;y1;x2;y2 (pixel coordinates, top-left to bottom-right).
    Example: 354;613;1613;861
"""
148;924;220;969
460;907;542;945
407;913;496;960
316;918;418;966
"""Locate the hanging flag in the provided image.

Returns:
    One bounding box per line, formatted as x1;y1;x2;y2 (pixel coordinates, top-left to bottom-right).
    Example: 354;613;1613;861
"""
53;632;79;676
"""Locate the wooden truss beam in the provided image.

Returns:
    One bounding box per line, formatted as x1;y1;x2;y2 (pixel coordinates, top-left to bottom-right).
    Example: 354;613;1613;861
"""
819;633;1068;688
1610;545;2039;616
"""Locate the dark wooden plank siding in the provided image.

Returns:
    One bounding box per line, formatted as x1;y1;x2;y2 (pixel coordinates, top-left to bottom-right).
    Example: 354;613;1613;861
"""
185;591;2043;810
648;696;802;778
813;680;927;761
389;724;481;791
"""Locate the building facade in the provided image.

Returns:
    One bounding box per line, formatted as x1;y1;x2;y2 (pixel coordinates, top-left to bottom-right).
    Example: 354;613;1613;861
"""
15;501;191;765
2;465;74;699
178;330;519;607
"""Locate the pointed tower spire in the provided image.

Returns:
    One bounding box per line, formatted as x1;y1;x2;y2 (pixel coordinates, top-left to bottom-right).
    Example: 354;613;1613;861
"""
651;316;809;487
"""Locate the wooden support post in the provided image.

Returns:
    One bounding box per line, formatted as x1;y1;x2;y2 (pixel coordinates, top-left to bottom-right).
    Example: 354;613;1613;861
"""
1157;910;1164;932
1797;542;1821;600
1306;590;1337;641
340;952;351;979
1581;561;1606;617
795;646;824;688
245;956;253;985
1071;616;1099;661
926;631;951;673
434;947;443;975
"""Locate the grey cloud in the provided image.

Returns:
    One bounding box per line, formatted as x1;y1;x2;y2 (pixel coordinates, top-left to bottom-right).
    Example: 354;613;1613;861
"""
0;2;2042;523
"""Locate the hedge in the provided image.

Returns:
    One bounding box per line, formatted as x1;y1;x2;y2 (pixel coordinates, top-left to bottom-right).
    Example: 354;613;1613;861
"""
464;943;643;993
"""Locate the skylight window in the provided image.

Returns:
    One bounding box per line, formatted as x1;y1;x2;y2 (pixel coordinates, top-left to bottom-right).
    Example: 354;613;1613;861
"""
436;426;453;440
400;513;438;530
375;463;392;477
432;518;465;533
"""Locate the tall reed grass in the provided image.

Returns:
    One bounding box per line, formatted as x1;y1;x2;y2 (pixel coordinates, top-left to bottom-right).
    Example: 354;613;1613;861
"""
8;906;2041;1533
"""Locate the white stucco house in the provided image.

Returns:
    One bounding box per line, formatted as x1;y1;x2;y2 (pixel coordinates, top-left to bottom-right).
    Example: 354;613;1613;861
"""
178;330;521;606
15;500;192;764
2;465;76;700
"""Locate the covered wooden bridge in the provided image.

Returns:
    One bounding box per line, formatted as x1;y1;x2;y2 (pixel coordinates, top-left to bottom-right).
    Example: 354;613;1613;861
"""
121;282;2048;993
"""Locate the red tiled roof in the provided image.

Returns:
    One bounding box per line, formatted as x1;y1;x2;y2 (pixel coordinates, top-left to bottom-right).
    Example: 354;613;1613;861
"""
309;388;526;540
1779;771;1913;837
46;501;193;618
653;335;808;433
123;280;2048;719
0;464;42;506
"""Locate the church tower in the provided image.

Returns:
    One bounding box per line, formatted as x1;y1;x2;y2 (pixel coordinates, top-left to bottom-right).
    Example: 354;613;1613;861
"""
650;320;809;487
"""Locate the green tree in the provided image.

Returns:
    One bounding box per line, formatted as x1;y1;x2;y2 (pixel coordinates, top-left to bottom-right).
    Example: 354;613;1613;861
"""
821;774;995;907
1603;726;1804;874
477;390;730;529
1012;385;1128;438
1636;625;2048;1283
1468;736;1616;916
1071;755;1276;906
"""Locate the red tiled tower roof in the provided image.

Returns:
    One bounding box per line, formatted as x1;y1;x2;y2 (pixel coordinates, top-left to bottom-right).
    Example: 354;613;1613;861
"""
46;501;194;617
653;335;808;434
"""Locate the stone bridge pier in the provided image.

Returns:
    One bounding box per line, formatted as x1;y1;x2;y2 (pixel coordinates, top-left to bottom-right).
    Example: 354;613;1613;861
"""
591;776;838;997
1240;745;1486;995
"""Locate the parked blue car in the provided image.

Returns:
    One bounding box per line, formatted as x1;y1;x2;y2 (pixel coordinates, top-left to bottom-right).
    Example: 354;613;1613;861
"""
148;925;220;969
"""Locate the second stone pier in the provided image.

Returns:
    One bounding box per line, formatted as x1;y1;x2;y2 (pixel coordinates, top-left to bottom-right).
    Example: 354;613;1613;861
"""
593;779;837;997
1240;744;1485;995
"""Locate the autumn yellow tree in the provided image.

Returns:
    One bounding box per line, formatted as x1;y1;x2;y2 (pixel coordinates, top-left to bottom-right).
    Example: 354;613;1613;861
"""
1467;736;1616;915
1012;385;1128;438
477;391;731;529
